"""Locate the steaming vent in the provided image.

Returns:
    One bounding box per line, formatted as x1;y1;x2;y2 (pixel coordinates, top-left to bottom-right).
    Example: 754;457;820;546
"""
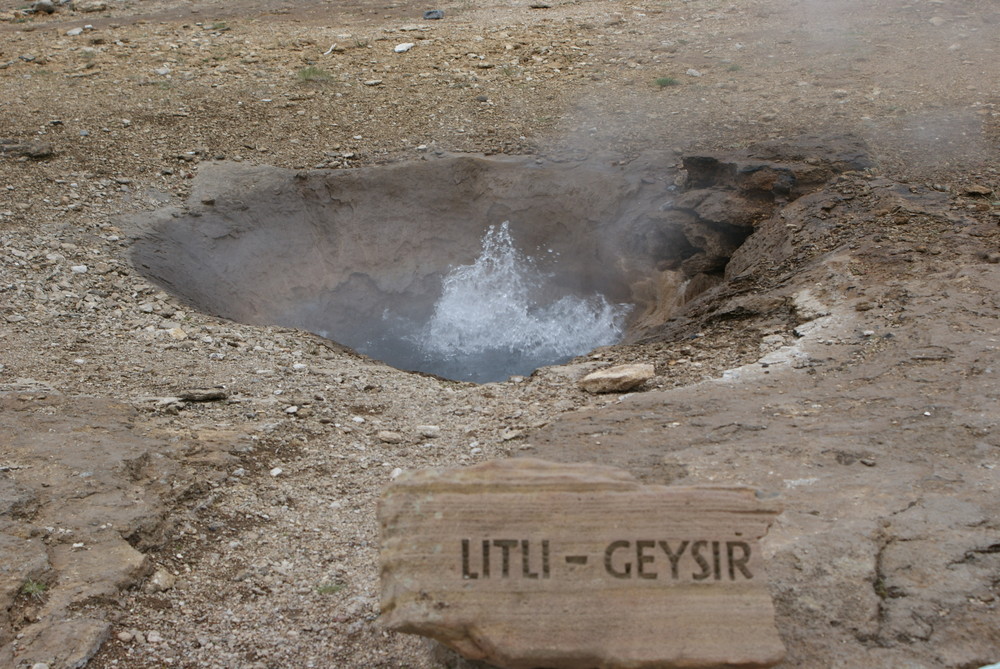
128;143;869;382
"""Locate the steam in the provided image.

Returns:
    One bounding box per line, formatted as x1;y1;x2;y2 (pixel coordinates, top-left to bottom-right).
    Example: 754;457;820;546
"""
372;222;630;383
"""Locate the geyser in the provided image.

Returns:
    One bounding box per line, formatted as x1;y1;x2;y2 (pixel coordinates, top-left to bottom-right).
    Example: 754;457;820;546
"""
370;222;630;382
129;143;869;381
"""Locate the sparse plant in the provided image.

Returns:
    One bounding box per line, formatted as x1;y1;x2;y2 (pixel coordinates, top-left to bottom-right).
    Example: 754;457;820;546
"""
211;21;229;31
297;66;331;83
353;38;369;49
726;63;742;72
655;76;679;88
316;580;345;595
20;579;48;601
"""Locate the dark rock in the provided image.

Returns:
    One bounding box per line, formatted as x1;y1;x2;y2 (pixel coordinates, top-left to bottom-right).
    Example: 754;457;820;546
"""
178;387;229;402
0;141;55;159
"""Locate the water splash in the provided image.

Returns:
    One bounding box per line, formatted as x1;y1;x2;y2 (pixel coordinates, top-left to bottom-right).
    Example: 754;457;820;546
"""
405;221;630;382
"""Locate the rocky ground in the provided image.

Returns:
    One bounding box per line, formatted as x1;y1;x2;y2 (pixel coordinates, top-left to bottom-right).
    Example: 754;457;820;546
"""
1;0;998;667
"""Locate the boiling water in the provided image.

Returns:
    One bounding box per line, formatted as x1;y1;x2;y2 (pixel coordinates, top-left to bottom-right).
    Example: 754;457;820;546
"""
368;222;630;383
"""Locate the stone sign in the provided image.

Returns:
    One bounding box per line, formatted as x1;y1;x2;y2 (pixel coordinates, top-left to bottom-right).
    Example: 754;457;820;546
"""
378;458;785;669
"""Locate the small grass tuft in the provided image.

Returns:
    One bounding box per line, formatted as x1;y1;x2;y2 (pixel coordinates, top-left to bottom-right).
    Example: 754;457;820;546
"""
297;66;331;83
20;579;48;601
726;63;742;72
655;76;680;88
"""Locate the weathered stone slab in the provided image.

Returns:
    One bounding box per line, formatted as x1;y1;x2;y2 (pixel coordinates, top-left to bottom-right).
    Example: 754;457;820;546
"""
379;458;784;669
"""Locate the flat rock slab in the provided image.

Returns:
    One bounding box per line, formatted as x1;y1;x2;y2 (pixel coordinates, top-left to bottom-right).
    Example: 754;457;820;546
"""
578;363;655;393
379;459;784;669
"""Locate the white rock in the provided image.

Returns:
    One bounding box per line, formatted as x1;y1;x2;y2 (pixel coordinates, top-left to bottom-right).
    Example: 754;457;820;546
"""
578;363;655;393
292;362;307;370
76;0;108;12
269;467;283;477
146;630;163;643
67;27;84;36
416;424;441;438
146;568;177;593
792;289;830;321
154;67;171;76
686;68;702;77
394;43;415;53
70;264;88;273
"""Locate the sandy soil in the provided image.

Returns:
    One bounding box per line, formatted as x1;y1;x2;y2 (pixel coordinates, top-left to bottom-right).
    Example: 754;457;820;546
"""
1;0;999;667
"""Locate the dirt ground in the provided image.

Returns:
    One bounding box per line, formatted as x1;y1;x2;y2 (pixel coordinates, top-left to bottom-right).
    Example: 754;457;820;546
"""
1;0;999;667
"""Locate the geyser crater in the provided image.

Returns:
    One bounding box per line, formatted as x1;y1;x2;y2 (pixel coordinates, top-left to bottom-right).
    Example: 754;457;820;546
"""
128;143;869;382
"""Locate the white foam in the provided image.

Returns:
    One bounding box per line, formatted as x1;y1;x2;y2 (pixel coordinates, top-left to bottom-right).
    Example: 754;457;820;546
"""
408;221;630;381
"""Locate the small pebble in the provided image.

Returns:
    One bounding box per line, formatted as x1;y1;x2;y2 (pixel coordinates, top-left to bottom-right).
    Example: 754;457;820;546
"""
417;424;441;438
378;430;404;444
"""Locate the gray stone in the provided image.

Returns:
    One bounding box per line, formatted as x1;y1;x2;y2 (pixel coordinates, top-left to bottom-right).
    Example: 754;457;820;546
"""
378;430;404;444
